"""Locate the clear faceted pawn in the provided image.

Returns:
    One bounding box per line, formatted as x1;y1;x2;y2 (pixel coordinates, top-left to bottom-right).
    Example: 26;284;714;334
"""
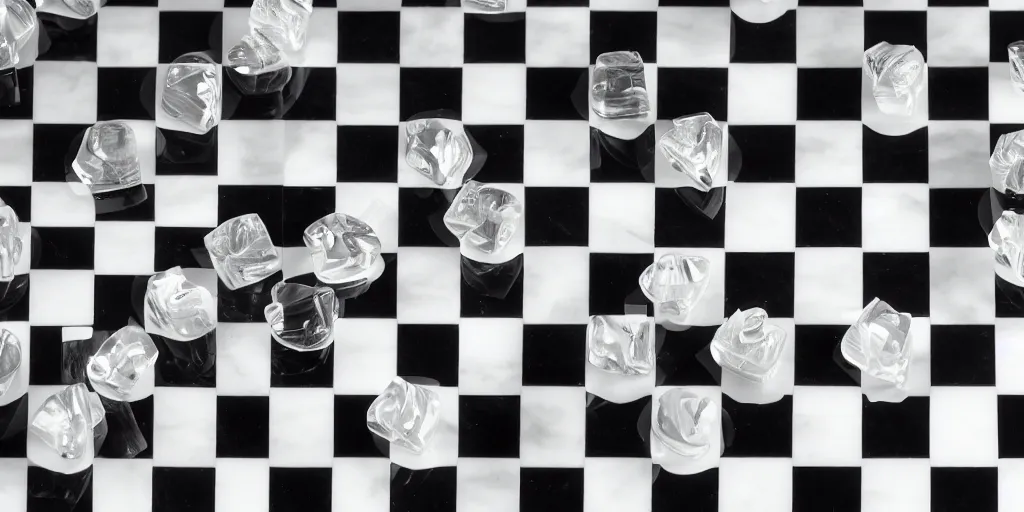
990;129;1024;194
0;0;36;70
591;50;650;119
710;308;787;383
161;52;221;134
250;0;313;53
366;376;441;454
659;113;723;192
86;325;159;400
587;315;654;376
70;121;143;195
405;118;474;188
0;328;21;397
144;267;217;342
443;181;523;255
227;32;288;76
463;0;506;12
0;198;23;282
991;210;1024;284
653;389;714;458
863;41;926;117
204;214;282;290
841;297;913;388
1010;41;1024;93
638;254;710;324
303;213;384;286
29;383;105;460
264;282;339;352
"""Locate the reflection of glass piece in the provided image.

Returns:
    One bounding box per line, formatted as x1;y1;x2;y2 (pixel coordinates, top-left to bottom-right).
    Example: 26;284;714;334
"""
863;41;926;117
0;328;20;397
161;52;221;134
639;254;710;324
710;308;787;382
366;376;441;454
0;198;23;282
250;0;313;53
841;297;912;388
443;181;523;255
673;186;724;220
204;213;282;290
659;113;723;192
70;121;143;195
1009;41;1024;93
405;118;474;188
590;126;656;182
30;383;105;460
151;334;217;387
990;129;1024;194
86;326;159;399
227;32;288;76
991;210;1024;283
303;213;384;287
587;315;654;376
264;282;338;352
0;0;37;70
653;389;714;458
591;50;650;119
96;396;147;459
28;466;93;509
461;254;523;300
144;267;217;342
463;0;505;11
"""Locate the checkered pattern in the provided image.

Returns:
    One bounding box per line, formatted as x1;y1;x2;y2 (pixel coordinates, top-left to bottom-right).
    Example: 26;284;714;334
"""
0;0;1021;510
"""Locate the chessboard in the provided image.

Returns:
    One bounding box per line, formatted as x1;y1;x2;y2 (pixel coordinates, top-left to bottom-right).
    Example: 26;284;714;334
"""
0;0;1021;511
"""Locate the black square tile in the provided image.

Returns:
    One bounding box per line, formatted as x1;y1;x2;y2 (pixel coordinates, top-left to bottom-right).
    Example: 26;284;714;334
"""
720;395;793;457
153;467;215;512
33;124;89;182
460;257;524;318
398;188;459;247
590;12;657;63
334;395;388;457
793;467;861;512
37;13;98;61
862;395;929;458
999;395;1024;458
795;187;862;247
156;128;219;176
585;395;652;457
991;11;1024;63
337;125;399;182
158;12;222;64
154;227;210;270
391;466;457;512
797;68;861;120
216;396;269;458
341;253;398;318
272;342;335;388
657;325;721;386
794;325;855;386
93;274;141;330
864;11;927;61
119;396;154;459
281;187;335;247
0;276;29;323
464;13;526;63
97;67;156;121
931;468;997;512
930;188;989;247
95;184;155;222
0;395;28;457
930;325;995;386
929;67;989;121
725;252;795;317
218;186;284;246
655;187;726;248
526;68;588;120
29;326;63;385
0;67;33;120
731;10;796;63
400;68;463;121
657;67;728;122
729;125;795;182
338;11;400;63
269;468;333;512
652;469;718;512
861;253;929;317
862;126;929;183
397;324;459;386
459;395;520;458
525;187;589;246
589;253;653;315
465;125;524;183
590;126;656;183
27;466;93;512
521;468;583;512
281;68;336;121
217;270;283;323
522;325;586;386
32;227;94;270
0;186;31;222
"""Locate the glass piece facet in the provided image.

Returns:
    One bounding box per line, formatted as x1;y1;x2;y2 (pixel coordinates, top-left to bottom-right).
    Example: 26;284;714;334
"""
227;32;288;76
204;213;282;290
302;213;383;285
366;376;441;454
653;389;714;458
659;113;723;192
990;129;1024;194
710;308;787;383
70;121;143;195
0;0;36;70
0;198;23;282
249;0;313;53
443;181;523;255
587;315;654;376
263;282;338;352
86;326;159;399
405;118;474;188
161;52;221;134
638;254;711;322
991;210;1024;283
61;0;99;17
0;328;21;397
144;267;217;342
29;383;105;459
464;0;506;11
591;50;650;119
1010;41;1024;93
863;41;926;117
842;297;913;388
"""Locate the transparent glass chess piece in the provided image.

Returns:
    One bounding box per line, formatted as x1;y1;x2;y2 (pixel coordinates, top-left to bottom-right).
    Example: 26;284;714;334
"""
653;389;714;458
161;52;221;134
144;267;217;342
36;0;99;19
591;50;650;119
443;181;523;255
863;41;926;117
659;113;723;192
0;198;22;282
70;121;142;195
0;328;21;397
0;0;36;70
29;383;105;459
990;129;1024;194
841;297;912;388
249;0;313;53
366;376;441;454
227;32;288;76
405;118;474;188
463;0;506;12
303;213;384;286
587;315;654;376
639;254;710;323
1010;42;1024;93
263;282;339;352
204;213;282;290
86;325;158;400
990;211;1024;283
710;308;787;382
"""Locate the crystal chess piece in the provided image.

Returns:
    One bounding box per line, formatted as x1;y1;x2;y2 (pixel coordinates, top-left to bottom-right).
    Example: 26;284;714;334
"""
863;41;926;117
443;181;523;255
86;325;158;400
639;254;710;323
587;315;654;376
30;383;105;459
1010;41;1024;93
70;121;143;195
405;118;474;188
990;129;1024;194
0;0;36;70
263;282;339;352
659;113;723;192
366;376;441;454
990;211;1024;283
710;308;787;382
144;267;217;341
0;198;22;282
591;50;650;119
204;214;282;290
463;0;506;11
227;32;288;76
303;213;384;286
161;52;221;134
842;298;913;388
0;328;21;397
653;389;714;458
249;0;313;53
36;0;99;19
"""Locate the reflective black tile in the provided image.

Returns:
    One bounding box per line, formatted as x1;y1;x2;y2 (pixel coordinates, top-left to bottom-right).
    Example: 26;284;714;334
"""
396;324;459;386
334;395;388;457
731;10;796;63
525;187;589;246
930;325;995;386
585;395;651;457
721;395;793;457
862;396;929;458
338;11;400;63
459;395;520;457
216;396;269;458
522;325;586;386
464;13;526;63
657;67;728;122
589;11;657;64
400;68;462;121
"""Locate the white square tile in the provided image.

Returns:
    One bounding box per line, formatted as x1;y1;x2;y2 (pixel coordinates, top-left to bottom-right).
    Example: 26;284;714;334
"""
930;248;995;325
396;247;461;323
217;121;286;185
724;183;796;251
31;183;96;227
0;459;25;512
795;122;863;186
588;183;655;253
861;459;931;512
719;459;791;512
728;64;797;124
281;246;313;280
584;458;651;512
283;121;337;186
154;176;219;227
927;8;989;67
158;0;224;9
332;459;391;512
590;0;658;9
523;121;591;186
458;319;522;395
456;458;520;512
794;248;863;325
996;319;1024;393
153;387;217;466
0;121;32;186
33;62;97;124
929;121;991;188
93;459;153;512
94;222;156;274
215;459;269;512
525;7;590;67
292;8;339;67
338;0;401;9
796;7;864;68
216;323;271;396
930;386;998;466
864;0;926;8
390;386;459;469
400;8;463;67
29;271;93;326
989;64;1024;124
334;318;397;394
523;247;589;324
463;65;526;124
791;386;861;466
335;183;399;253
520;386;585;468
336;64;400;125
993;0;1024;8
98;7;160;66
862;184;930;252
657;7;731;67
653;247;725;326
1000;460;1024;512
270;388;334;467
